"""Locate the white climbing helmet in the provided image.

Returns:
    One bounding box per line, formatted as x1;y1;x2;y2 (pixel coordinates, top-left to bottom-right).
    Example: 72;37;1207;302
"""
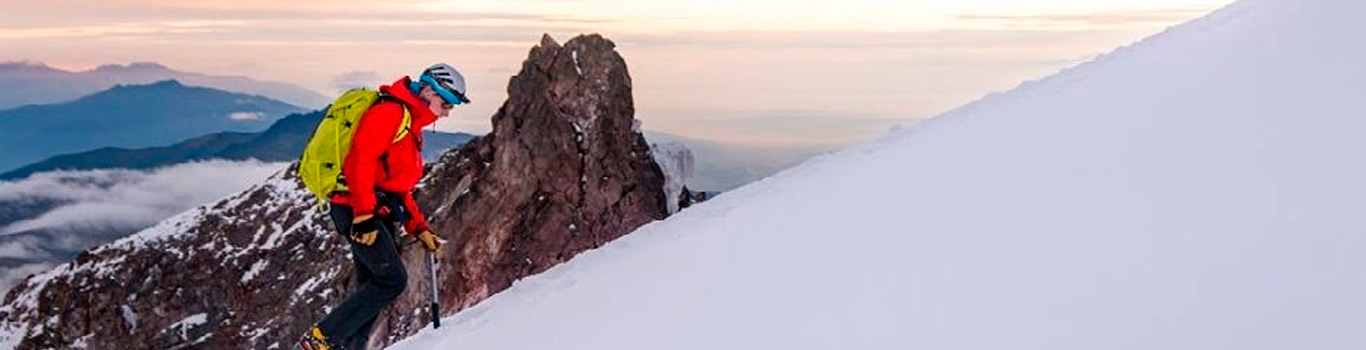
420;63;469;105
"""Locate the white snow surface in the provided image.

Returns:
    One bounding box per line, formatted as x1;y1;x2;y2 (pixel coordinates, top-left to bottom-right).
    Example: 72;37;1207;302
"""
166;313;207;332
572;50;583;76
165;313;207;341
119;305;138;333
392;0;1366;349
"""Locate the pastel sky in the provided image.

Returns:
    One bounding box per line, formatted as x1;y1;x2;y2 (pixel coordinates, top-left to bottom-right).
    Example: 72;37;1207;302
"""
0;0;1236;146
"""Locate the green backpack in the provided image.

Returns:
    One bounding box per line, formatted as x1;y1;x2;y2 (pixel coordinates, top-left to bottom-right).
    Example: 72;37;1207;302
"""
299;88;411;206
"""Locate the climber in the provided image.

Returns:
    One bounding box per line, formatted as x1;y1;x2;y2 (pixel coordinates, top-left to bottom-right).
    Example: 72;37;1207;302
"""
297;63;470;350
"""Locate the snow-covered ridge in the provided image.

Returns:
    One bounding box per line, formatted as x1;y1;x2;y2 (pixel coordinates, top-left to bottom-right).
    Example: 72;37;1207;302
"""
932;0;1262;131
0;167;345;349
390;0;1366;349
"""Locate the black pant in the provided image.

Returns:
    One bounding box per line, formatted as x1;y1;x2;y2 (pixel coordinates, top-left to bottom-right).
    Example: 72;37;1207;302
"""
317;203;408;350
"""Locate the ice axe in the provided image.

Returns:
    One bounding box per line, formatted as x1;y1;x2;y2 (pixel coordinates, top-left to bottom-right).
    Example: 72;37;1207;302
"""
428;250;441;329
402;233;442;329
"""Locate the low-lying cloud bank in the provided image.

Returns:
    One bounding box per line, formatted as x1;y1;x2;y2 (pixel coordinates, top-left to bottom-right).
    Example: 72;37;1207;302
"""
0;160;288;294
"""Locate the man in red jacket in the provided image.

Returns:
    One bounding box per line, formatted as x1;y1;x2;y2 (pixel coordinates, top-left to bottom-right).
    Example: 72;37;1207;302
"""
299;63;469;350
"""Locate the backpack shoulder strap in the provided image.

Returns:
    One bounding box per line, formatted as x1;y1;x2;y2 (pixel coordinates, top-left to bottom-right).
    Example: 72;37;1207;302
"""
393;107;412;144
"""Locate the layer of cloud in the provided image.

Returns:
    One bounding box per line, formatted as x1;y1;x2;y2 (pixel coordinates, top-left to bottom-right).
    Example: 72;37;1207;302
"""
645;110;917;148
0;262;56;295
228;111;265;121
0;160;287;236
957;8;1216;29
0;12;603;41
0;240;44;259
644;131;837;191
0;160;287;294
331;70;381;92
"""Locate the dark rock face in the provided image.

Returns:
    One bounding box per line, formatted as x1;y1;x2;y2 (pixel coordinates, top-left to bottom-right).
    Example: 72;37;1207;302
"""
0;34;667;350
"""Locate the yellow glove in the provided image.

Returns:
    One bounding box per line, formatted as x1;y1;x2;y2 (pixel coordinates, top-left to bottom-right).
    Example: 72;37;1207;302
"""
416;230;444;252
351;214;380;246
352;231;378;246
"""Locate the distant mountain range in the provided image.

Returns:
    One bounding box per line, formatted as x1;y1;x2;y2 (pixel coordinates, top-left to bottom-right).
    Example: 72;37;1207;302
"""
0;61;330;109
0;110;476;180
0;80;306;172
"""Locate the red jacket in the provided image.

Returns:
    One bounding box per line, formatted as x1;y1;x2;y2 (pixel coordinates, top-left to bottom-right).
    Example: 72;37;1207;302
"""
333;76;438;235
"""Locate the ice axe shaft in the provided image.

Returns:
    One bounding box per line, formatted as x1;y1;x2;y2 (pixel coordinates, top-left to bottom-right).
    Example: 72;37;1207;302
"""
428;251;441;328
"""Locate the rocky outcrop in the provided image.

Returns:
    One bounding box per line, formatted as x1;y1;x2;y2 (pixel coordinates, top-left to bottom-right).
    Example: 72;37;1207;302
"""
0;34;668;350
374;33;669;349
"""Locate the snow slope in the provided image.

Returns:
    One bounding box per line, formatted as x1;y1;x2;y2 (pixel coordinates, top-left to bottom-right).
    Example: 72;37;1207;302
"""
392;0;1366;349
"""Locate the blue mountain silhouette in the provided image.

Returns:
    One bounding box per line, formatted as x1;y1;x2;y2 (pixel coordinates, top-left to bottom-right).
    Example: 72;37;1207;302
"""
0;80;305;172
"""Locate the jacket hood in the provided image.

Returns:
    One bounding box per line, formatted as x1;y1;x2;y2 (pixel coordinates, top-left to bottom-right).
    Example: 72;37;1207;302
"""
379;76;439;129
